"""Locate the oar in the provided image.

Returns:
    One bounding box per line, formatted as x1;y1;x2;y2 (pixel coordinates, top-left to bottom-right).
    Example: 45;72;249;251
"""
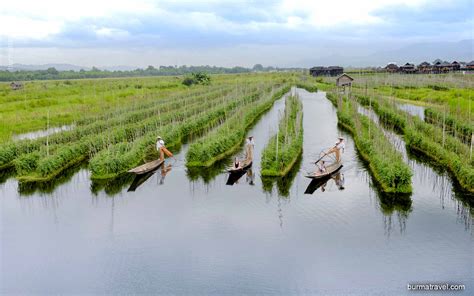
313;152;328;164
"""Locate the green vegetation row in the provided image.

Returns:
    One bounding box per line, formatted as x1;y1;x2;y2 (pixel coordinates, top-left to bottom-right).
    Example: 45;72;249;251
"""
13;84;270;182
0;85;234;170
0;73;296;141
0;77;189;140
74;84;231;125
354;94;474;192
89;85;271;179
336;98;413;194
261;94;303;176
424;107;473;145
186;84;291;167
355;94;473;165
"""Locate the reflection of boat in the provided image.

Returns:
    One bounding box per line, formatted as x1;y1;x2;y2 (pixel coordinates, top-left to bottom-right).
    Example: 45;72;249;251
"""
128;159;164;174
226;160;252;173
226;161;252;185
226;170;246;185
304;176;332;194
305;162;342;179
305;171;345;194
159;164;173;185
127;170;156;192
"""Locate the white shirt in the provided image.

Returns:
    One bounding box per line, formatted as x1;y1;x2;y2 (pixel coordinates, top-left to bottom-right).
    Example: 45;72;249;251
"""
156;139;165;150
335;141;345;151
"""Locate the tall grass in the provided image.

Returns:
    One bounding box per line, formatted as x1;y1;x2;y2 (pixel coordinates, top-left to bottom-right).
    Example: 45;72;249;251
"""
261;94;303;176
355;93;473;192
186;84;291;167
336;98;413;194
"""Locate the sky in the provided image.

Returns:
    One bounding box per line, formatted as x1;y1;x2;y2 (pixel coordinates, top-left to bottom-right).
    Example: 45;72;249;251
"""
0;0;473;68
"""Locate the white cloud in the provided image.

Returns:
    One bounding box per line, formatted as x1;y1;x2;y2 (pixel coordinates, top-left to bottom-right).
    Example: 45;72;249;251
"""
278;0;428;27
94;27;130;39
1;0;156;40
0;16;62;39
0;0;434;41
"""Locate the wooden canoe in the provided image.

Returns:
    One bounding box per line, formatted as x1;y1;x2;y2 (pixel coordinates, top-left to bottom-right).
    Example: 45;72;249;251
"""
128;159;164;175
227;160;252;173
305;162;343;179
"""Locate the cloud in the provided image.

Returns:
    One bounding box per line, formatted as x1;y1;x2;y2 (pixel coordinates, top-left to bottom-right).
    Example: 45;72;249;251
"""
0;0;472;66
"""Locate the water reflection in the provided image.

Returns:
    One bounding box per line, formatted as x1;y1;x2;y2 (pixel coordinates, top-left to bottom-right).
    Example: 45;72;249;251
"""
0;167;15;184
226;167;254;186
159;163;173;185
17;163;84;196
186;160;228;183
91;173;135;196
128;171;156;192
13;124;75;141
397;103;425;120
261;155;302;197
304;171;345;194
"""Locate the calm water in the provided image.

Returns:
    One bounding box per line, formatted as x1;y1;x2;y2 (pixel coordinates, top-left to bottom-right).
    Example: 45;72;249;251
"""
397;103;425;120
13;124;75;141
1;89;472;295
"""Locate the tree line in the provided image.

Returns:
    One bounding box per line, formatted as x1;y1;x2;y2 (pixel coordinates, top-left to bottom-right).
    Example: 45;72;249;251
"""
0;64;304;81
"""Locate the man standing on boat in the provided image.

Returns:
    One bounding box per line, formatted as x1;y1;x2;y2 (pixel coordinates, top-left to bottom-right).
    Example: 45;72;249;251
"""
245;136;255;162
328;137;345;162
156;136;166;161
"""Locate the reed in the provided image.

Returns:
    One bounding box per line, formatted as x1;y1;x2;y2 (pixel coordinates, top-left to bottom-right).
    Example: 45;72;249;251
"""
335;98;413;194
261;94;303;176
186;84;291;167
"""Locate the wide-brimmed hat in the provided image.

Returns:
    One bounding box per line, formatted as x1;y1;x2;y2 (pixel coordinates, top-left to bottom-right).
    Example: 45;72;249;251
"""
338;137;344;140
156;135;162;139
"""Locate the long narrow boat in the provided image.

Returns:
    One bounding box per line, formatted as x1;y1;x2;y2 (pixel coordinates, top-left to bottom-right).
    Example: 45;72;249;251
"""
305;162;343;179
128;159;164;175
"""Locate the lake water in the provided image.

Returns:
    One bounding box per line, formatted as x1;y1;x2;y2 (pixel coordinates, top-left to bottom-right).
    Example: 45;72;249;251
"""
12;124;75;141
397;103;425;120
1;89;472;295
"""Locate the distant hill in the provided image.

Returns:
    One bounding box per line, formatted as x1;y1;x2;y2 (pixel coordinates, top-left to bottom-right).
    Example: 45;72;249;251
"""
299;39;474;67
367;39;473;66
0;64;145;72
0;63;90;71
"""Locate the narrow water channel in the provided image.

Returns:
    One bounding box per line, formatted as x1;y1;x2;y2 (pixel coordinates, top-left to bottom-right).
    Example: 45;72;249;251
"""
1;88;472;295
12;124;76;141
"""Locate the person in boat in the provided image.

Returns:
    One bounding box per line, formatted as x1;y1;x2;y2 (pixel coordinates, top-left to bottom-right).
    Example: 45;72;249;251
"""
156;136;166;161
316;160;327;175
327;137;345;162
233;157;242;169
245;136;255;162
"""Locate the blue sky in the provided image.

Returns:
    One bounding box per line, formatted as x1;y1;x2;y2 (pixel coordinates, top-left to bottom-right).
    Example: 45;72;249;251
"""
0;0;472;67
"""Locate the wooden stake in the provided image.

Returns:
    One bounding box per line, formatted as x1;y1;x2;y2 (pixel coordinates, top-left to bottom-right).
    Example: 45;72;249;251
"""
46;109;50;156
470;132;473;161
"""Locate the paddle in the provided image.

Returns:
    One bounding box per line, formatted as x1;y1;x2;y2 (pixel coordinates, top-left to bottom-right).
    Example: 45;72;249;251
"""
313;152;329;165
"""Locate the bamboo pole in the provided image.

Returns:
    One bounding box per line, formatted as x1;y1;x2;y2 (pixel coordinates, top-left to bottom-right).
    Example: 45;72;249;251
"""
470;132;473;161
442;107;446;148
46;109;50;156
